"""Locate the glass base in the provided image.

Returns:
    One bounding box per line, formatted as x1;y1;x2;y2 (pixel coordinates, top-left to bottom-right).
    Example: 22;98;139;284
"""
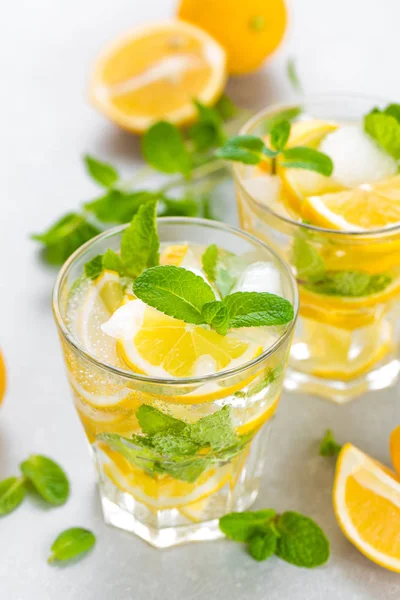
284;358;400;403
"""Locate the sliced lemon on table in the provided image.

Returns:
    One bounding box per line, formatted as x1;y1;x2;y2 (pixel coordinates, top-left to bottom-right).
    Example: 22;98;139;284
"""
334;443;400;572
302;175;400;231
89;20;227;133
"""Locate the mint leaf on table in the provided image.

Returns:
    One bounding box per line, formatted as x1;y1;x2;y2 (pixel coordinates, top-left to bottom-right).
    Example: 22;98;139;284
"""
188;100;226;152
275;511;329;568
263;107;302;133
319;429;342;457
270;120;291;152
0;476;27;516
286;57;303;93
136;404;186;435
20;455;69;506
202;301;230;335
120;200;159;277
364;104;400;159
84;190;160;224
293;236;325;283
141;121;192;176
215;94;238;121
219;510;276;542
48;527;96;564
32;213;100;266
190;405;238;450
84;155;119;188
216;135;265;164
223;291;294;327
133;265;215;324
281;146;333;176
249;526;278;561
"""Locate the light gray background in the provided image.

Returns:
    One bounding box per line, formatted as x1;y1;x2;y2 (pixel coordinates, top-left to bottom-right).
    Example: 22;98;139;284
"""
2;0;400;598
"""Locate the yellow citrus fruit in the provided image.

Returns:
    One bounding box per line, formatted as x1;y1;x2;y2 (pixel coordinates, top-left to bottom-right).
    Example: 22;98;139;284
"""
0;350;6;405
89;20;227;133
334;443;400;572
390;425;400;477
302;175;400;231
178;0;287;75
160;243;188;265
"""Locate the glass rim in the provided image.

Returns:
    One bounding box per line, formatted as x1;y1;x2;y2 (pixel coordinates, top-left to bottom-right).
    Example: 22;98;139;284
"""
52;217;299;386
233;92;400;238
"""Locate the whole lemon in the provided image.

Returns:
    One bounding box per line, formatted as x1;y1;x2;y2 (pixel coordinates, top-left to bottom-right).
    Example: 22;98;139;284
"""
178;0;287;75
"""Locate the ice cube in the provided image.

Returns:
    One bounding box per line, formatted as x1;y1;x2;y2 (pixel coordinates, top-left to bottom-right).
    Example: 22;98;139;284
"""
232;262;283;296
101;300;146;339
319;125;397;188
242;173;281;206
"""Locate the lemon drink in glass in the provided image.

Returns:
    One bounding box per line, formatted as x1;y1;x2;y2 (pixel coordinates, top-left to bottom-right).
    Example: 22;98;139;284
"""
218;95;400;402
53;204;297;548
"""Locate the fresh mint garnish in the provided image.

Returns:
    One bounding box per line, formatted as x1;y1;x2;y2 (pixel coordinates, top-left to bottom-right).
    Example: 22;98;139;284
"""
20;455;70;506
235;364;284;399
188;100;226;152
133;265;294;333
32;213;100;266
216;120;333;176
364;103;400;159
286;58;303;93
84;155;119;188
220;510;329;567
275;511;330;568
202;243;219;281
0;476;27;516
84;190;160;224
99;405;248;483
120;200;159;277
249;526;278;561
84;255;104;280
215;94;238;121
319;429;342;457
219;510;277;542
141;121;192;177
201;244;239;297
263;107;302;134
48;527;96;564
102;249;123;274
133;265;216;324
223;291;294;328
293;236;326;283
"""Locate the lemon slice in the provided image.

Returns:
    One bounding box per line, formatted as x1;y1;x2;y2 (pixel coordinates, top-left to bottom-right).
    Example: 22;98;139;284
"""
89;20;227;133
160;243;188;265
334;443;400;573
302;175;400;230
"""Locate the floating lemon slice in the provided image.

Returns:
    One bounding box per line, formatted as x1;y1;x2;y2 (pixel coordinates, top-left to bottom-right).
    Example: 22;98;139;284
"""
160;243;189;266
89;20;227;133
302;175;400;231
334;443;400;573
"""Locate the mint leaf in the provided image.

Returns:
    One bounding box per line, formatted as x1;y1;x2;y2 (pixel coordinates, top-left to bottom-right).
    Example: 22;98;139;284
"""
133;265;215;325
216;135;264;164
263;107;302;133
151;430;199;456
219;509;276;542
84;254;103;280
249;526;278;561
319;429;342;457
162;458;210;483
270;120;291;151
32;213;100;266
307;271;392;297
120;201;159;277
141;121;191;176
202;301;229;335
223;291;294;328
201;245;240;297
0;477;26;516
189;405;237;450
159;196;199;218
188;100;225;152
84;155;119;188
364;106;400;159
85;190;159;224
202;244;218;281
136;405;185;435
215;94;238;120
287;58;303;93
20;455;69;506
281;146;333;176
235;364;284;398
293;236;325;283
48;528;96;564
98;433;160;474
275;512;330;568
102;249;123;274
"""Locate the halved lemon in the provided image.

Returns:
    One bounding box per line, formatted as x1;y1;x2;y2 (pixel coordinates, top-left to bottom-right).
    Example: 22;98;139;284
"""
89;20;227;133
390;426;400;478
302;175;400;231
334;443;400;572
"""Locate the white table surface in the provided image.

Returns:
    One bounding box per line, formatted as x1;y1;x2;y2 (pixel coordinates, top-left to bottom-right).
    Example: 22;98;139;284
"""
2;0;400;598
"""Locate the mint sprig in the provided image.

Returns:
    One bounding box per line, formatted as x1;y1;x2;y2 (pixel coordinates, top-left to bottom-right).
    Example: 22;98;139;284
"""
133;265;294;334
219;510;329;568
319;429;342;457
20;455;70;506
84;155;119;188
120;201;159;277
202;244;240;297
141;121;192;177
99;405;249;483
48;527;96;564
216;120;333;176
364;103;400;159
